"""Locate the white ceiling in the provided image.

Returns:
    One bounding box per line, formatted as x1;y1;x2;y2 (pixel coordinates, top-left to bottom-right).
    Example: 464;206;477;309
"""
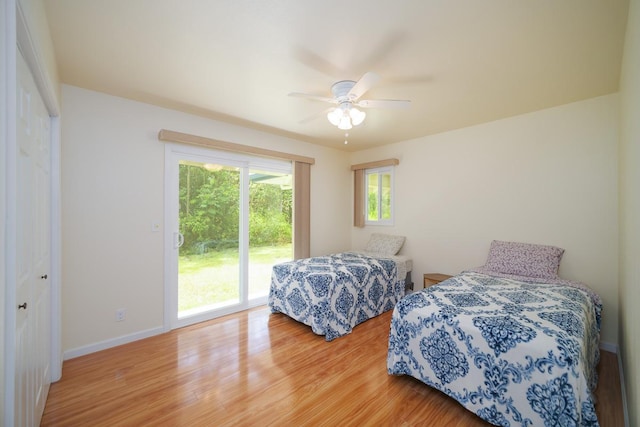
43;0;629;151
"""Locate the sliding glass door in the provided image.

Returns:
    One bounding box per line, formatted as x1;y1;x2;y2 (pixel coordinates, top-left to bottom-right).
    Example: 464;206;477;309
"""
177;159;242;317
165;144;292;329
247;169;293;299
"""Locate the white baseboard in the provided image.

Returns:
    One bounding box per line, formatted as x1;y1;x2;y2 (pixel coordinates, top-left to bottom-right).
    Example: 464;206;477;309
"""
617;350;630;427
600;340;617;353
63;326;165;360
599;341;629;427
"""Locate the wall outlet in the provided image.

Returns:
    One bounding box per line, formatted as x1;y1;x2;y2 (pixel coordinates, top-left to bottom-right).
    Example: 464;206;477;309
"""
115;308;126;322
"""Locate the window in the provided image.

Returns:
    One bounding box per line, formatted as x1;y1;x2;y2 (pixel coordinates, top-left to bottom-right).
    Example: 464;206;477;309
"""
365;166;394;225
351;158;398;228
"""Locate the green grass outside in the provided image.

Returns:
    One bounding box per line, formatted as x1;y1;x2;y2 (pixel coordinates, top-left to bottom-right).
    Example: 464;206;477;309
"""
178;243;292;313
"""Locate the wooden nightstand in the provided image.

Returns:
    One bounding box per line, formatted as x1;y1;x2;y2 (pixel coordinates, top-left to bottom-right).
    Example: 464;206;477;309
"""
423;273;453;288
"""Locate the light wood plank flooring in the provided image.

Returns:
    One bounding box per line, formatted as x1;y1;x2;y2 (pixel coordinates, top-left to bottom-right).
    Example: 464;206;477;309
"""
42;306;624;426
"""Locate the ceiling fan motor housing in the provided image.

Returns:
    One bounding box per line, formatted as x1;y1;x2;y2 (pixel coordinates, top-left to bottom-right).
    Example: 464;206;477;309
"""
331;80;357;102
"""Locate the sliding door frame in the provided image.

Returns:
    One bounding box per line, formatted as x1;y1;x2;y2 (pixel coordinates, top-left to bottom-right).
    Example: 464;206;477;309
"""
163;143;292;330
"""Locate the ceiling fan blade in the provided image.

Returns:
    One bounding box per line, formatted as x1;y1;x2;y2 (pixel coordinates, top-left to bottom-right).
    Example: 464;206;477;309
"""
291;45;345;78
356;99;411;109
299;107;333;124
352;32;406;75
348;72;381;100
288;92;336;103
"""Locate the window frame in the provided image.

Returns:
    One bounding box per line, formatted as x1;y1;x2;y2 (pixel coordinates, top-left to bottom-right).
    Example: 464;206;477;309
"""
364;165;395;226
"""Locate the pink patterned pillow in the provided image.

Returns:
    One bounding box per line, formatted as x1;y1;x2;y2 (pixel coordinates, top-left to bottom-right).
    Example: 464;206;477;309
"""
482;240;564;280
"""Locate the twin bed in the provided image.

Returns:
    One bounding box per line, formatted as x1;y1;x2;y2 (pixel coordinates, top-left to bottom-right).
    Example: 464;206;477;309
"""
268;233;411;341
269;238;603;426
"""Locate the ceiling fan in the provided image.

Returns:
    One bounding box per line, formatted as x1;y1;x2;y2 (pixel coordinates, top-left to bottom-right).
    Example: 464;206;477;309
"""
289;72;411;130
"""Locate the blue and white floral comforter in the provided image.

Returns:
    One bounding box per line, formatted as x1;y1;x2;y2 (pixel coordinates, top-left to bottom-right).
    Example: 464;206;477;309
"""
268;252;406;341
387;271;602;426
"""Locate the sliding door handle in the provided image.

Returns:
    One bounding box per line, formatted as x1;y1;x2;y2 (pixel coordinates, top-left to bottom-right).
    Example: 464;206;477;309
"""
174;232;184;249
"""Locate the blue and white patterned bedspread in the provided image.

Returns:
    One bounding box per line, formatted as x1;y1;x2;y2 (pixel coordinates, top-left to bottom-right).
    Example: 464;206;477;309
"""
268;252;405;341
387;271;602;426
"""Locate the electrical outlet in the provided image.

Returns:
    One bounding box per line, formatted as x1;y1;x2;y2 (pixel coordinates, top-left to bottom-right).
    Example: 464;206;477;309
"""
116;308;126;322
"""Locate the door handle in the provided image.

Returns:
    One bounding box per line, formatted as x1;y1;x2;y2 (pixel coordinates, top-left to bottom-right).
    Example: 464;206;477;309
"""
174;232;184;249
18;303;27;310
41;274;48;279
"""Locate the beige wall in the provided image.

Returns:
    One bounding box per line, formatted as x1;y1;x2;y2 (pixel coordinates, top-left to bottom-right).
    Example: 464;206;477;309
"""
60;85;351;355
62;88;622;353
350;94;620;346
619;0;640;424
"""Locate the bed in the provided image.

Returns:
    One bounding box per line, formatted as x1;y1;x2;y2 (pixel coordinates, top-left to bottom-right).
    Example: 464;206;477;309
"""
387;240;603;427
268;233;412;341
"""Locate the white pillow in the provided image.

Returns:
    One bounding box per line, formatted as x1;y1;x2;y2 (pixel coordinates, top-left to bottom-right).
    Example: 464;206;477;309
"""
365;233;405;255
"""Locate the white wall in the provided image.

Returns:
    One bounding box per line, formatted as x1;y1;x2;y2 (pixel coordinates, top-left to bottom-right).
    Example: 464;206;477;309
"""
350;94;620;345
618;0;640;424
60;85;351;356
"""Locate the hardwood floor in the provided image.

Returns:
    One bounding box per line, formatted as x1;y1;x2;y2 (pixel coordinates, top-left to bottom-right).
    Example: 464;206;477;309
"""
42;307;624;426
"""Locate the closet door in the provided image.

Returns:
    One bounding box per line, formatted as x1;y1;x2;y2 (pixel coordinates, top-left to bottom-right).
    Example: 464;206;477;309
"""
15;49;52;427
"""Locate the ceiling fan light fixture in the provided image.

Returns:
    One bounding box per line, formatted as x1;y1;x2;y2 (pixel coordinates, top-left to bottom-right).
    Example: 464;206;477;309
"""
349;107;366;126
327;108;342;126
338;115;352;130
327;103;363;130
293;71;410;136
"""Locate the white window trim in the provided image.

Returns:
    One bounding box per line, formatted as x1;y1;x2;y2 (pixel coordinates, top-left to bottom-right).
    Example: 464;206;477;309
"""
364;165;395;226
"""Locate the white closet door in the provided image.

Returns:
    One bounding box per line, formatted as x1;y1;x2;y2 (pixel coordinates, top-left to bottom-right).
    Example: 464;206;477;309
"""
15;49;52;427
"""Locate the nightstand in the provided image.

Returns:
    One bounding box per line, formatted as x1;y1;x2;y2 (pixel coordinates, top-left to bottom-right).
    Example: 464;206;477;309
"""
423;273;453;288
